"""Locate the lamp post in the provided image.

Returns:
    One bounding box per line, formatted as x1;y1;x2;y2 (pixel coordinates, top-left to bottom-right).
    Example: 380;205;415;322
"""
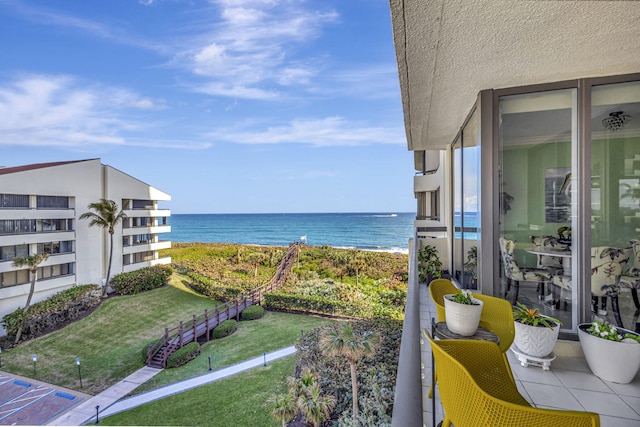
208;355;212;371
263;352;267;367
0;346;2;369
95;405;100;424
32;354;37;376
76;357;83;388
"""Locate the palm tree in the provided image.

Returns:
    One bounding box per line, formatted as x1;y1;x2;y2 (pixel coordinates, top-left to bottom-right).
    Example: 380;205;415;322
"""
297;382;336;427
12;253;49;343
80;199;127;297
320;323;380;422
266;392;297;427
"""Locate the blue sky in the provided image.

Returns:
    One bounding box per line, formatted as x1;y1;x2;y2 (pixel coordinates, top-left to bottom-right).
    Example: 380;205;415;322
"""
0;0;413;214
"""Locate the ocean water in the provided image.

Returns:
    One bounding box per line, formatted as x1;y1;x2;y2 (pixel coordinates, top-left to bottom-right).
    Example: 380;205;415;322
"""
168;212;414;254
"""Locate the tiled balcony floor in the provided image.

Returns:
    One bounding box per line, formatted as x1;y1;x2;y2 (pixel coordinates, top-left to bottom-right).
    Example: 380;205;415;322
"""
419;284;640;427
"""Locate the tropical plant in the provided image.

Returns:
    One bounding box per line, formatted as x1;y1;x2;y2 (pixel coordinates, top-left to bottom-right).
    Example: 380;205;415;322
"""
11;253;50;343
449;289;475;305
320;322;380;422
464;246;478;280
348;251;368;287
585;320;640;342
418;244;443;282
513;302;561;328
80;199;127;297
266;392;297;427
298;382;336;427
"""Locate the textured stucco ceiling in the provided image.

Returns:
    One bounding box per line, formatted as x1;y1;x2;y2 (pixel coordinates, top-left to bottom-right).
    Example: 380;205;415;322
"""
389;0;640;151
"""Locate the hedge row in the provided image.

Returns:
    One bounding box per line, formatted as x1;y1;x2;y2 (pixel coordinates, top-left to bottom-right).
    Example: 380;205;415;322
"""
212;319;237;339
264;292;403;319
264;293;359;317
166;342;201;368
110;265;173;295
186;271;244;301
240;305;265;321
1;284;101;342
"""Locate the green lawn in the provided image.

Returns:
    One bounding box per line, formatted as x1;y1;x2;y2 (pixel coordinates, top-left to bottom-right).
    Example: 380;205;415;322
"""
135;310;334;393
1;274;333;396
1;277;220;394
99;356;295;427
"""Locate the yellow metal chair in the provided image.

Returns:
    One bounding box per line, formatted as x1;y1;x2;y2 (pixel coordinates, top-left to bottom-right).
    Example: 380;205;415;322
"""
425;332;600;427
428;278;460;321
428;279;516;392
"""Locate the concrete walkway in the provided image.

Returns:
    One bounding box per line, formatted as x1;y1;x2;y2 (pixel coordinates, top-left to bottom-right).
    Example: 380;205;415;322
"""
48;345;296;425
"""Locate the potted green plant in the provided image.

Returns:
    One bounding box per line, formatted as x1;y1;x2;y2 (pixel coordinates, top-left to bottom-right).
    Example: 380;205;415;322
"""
463;246;478;289
512;302;561;358
578;320;640;383
418;244;443;283
443;290;483;336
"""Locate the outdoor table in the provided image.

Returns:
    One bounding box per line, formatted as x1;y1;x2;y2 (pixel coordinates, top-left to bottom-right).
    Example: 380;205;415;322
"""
430;318;500;427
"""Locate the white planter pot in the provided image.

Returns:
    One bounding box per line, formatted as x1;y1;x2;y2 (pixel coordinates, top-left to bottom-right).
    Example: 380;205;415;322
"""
444;294;483;336
578;323;640;384
513;320;559;358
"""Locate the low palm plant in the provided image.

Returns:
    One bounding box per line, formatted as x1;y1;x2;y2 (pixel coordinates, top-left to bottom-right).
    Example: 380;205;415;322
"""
513;302;560;328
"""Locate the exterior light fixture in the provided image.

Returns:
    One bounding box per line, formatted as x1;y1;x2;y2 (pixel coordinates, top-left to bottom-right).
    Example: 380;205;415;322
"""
602;111;630;131
32;354;37;376
0;346;2;368
76;357;83;388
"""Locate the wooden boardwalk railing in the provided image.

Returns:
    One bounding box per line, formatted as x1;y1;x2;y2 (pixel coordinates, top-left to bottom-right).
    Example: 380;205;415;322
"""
146;241;301;368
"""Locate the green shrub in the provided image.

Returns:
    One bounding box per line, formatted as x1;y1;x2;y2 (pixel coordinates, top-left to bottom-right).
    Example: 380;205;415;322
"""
1;284;101;342
212;319;237;339
110;265;173;295
240;305;265;321
186;271;244;301
166;342;201;368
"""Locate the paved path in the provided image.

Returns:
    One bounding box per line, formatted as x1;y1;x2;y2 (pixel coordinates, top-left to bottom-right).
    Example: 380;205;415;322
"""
101;346;296;419
47;345;296;425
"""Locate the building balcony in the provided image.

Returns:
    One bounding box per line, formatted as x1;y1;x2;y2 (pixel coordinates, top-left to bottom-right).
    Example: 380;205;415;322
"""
392;241;640;426
0;208;75;221
123;209;171;218
122;256;171;273
0;231;76;247
122;225;171;235
122;240;171;255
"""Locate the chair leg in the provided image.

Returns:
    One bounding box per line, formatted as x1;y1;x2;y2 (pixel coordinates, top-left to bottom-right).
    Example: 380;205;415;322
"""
592;295;598;313
512;280;520;305
504;277;512;299
611;295;624;329
632;288;640;310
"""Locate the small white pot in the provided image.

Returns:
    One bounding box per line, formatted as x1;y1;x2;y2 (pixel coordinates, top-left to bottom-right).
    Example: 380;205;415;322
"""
578;323;640;384
513;319;559;358
444;294;483;336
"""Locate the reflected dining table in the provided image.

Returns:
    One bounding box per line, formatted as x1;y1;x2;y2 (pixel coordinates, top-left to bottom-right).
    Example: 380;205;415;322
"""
525;247;572;275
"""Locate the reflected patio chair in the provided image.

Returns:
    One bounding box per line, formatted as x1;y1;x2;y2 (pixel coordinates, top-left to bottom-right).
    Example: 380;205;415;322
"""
530;235;567;273
617;241;640;331
590;246;629;328
499;237;551;305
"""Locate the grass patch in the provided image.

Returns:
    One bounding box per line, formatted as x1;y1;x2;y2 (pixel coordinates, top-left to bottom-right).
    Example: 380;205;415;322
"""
135;310;334;393
1;275;219;395
100;356;295;427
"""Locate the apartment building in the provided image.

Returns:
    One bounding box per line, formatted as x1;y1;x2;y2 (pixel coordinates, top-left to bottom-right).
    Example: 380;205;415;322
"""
0;159;171;335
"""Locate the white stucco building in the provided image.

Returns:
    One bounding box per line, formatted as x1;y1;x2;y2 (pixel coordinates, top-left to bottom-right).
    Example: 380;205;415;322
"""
0;159;171;335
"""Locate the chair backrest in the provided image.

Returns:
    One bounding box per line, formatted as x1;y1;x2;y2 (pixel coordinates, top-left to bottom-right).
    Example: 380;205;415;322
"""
627;239;640;276
475;293;515;353
428;278;459;322
425;333;600;427
499;237;521;280
590;247;628;296
530;235;565;269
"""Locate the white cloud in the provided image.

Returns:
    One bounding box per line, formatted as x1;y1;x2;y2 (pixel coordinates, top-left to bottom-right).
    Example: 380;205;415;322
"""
206;117;406;147
175;0;338;99
0;74;206;149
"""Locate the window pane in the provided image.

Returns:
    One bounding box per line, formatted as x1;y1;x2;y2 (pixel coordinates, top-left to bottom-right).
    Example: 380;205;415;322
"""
498;88;577;331
591;80;640;329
